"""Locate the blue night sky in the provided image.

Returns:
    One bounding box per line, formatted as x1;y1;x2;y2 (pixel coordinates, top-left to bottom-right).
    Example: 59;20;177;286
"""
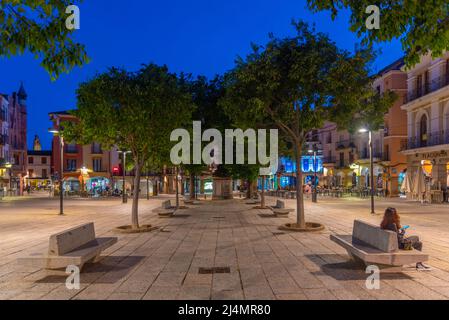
0;0;403;150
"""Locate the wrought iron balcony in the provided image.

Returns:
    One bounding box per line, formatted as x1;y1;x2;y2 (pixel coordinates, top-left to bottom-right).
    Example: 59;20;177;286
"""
358;151;383;160
407;75;449;103
336;140;356;150
322;157;336;164
402;131;449;150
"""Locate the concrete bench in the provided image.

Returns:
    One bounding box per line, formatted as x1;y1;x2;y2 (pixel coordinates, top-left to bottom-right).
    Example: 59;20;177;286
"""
270;200;294;216
183;196;200;205
153;200;176;216
18;223;117;271
246;194;261;205
331;220;429;270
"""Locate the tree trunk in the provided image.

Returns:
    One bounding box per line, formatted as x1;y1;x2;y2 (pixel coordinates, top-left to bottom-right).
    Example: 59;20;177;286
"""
175;167;180;208
146;175;150;200
131;162;142;229
181;174;185;196
295;144;305;228
153;177;158;196
246;179;251;199
189;173;195;200
261;176;266;207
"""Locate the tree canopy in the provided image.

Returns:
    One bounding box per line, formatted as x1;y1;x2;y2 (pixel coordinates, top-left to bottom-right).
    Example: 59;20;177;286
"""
65;64;194;228
222;21;392;228
307;0;449;66
0;0;88;79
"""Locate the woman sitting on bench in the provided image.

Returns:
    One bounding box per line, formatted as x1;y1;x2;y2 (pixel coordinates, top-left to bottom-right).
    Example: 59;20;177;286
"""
380;207;431;271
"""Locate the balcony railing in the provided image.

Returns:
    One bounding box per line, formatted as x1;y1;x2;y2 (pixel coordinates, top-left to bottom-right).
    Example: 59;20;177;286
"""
407;75;449;103
358;151;383;160
91;147;103;154
402;131;449;150
336;140;356;150
336;160;351;169
322;157;336;164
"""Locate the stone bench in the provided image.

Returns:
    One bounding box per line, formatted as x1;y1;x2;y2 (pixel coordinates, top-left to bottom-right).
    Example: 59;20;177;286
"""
153;200;176;216
270;200;294;216
17;223;117;271
246;194;261;205
183;196;200;205
331;220;429;270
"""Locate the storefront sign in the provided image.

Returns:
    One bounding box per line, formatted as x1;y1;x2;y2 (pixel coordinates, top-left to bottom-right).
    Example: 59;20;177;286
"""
420;150;448;160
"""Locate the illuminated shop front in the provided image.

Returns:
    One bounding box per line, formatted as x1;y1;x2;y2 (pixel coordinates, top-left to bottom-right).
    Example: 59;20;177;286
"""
276;156;323;189
86;177;110;193
405;150;449;193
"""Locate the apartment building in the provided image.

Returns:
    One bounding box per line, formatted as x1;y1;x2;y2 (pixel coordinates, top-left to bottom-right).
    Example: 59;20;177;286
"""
8;84;28;195
26;135;52;188
318;122;384;188
376;59;408;196
0;94;10;192
49;111;120;194
401;52;449;193
0;84;28;195
316;58;408;195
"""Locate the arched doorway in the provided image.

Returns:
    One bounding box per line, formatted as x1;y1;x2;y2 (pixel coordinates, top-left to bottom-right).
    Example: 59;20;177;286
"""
419;114;428;147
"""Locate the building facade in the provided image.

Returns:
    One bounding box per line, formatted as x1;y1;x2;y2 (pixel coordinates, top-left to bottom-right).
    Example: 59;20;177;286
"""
8;84;28;195
401;52;449;198
0;84;28;195
49;111;120;195
317;121;384;189
313;59;408;196
0;94;10;193
27;135;52;189
376;59;408;196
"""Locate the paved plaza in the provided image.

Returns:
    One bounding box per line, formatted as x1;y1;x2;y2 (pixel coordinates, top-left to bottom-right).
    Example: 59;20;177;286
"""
1;195;449;300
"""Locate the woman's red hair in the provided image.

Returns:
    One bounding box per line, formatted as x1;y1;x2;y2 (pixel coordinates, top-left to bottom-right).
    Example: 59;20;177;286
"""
381;207;401;229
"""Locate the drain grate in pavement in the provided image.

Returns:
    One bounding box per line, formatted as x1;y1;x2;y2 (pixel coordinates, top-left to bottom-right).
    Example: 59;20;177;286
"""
212;216;225;219
198;267;231;274
272;232;286;236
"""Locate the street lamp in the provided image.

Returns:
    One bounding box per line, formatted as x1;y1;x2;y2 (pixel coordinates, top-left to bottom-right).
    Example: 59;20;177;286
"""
308;144;319;203
80;166;89;193
5;162;12;196
118;150;131;204
359;127;375;214
48;127;64;215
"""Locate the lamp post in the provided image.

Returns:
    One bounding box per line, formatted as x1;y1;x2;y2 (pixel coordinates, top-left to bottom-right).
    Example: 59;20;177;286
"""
118;150;131;204
5;162;12;196
175;167;180;208
359;128;375;214
308;144;319;203
49;127;64;215
80;166;89;193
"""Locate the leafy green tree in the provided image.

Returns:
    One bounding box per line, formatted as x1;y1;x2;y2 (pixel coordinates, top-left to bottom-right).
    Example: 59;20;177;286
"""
65;64;194;229
222;21;386;229
345;91;397;134
0;0;88;79
181;75;230;199
227;164;260;199
307;0;449;66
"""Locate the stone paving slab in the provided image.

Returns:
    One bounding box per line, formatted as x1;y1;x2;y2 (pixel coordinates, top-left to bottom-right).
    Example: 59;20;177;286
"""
2;195;449;300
